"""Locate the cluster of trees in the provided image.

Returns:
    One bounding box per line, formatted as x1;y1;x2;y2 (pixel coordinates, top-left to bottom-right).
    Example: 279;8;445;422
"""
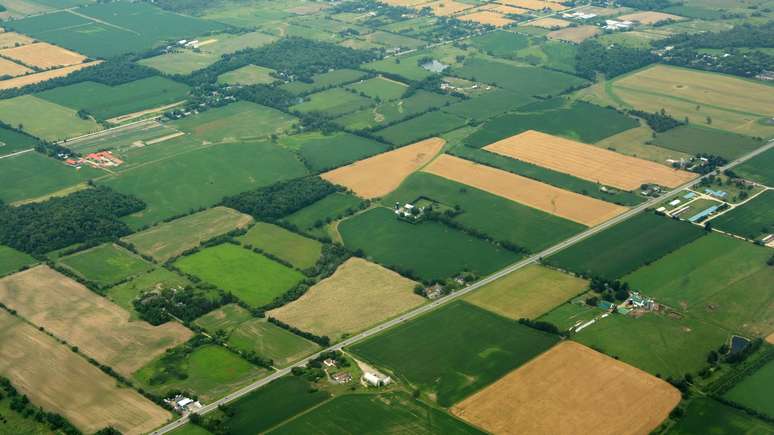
0;377;81;435
628;109;684;132
268;317;330;346
146;0;217;15
332;0;426;28
517;318;561;335
222;176;339;221
692;153;727;174
143;335;211;386
589;277;631;302
133;284;236;326
657;22;774;50
575;40;657;80
617;0;673;10
228;84;297;110
0;186;145;255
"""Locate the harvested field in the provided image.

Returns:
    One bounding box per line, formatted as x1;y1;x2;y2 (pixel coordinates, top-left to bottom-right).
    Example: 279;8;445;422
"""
0;42;86;69
618;11;683;24
481;4;529;14
0;61;100;90
415;0;474;16
0;57;31;77
321;137;445;199
0;310;170;435
423;154;628;226
0;266;192;377
458;11;513;27
269;258;424;341
484;130;696;191
500;0;567;10
382;0;431;6
530;17;572;28
452;341;680;435
547;25;600;43
0;31;34;49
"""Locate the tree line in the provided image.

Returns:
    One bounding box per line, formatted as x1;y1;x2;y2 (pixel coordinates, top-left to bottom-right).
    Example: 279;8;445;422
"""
222;176;340;221
575;40;657;80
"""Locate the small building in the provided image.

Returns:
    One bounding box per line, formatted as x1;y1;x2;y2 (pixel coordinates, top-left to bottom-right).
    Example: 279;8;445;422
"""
363;372;391;387
323;358;337;368
424;284;444;300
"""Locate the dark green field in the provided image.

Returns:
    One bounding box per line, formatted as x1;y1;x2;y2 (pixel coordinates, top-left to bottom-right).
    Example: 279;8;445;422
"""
451;58;586;98
280;131;390;172
350;301;558;407
724;356;774;418
712;191;773;240
340;207;519;282
282;192;363;237
0;152;101;204
653;125;764;161
546;212;705;279
291;88;374;118
442;89;534;122
0;126;40;157
735;148;774;187
374;111;467;146
468;31;530;57
669;398;774;435
0;246;36;277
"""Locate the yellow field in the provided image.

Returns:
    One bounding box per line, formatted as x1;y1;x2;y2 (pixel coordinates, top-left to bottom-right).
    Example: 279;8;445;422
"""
595;122;692;164
0;57;31;77
0;61;101;90
0;42;86;69
529;17;572;28
499;0;568;10
321;137;445;199
414;0;474;15
0;310;171;434
480;3;529;14
768;332;774;344
484;130;696;190
618;11;683;24
458;11;514;27
0;31;34;49
0;266;192;376
268;258;424;341
547;25;600;42
452;341;681;435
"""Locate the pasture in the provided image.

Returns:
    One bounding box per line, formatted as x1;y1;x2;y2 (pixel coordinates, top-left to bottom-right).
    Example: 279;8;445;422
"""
451;58;586;97
282;192;363;237
291;88;373;117
218;64;277;85
374;110;467;146
0;124;39;157
362;57;432;81
194;304;254;335
442;89;534;122
735;148;774;186
269;258;424;341
174;244;304;308
0;151;100;204
106;268;190;316
227;319;319;367
0;266;193;376
0;95;101;141
652;125;764;160
335;90;459;130
237;222;323;270
452;342;679;435
58;243;153;287
345;76;407;101
350;301;558;406
468;30;528;56
465;265;587;320
340;207;519;282
712;190;773;240
669;398;774;434
280;69;366;95
123;206;254;262
171;102;296;143
547;212;705;279
0;245;36;277
724;358;774;418
280;131;390;172
0;311;171;434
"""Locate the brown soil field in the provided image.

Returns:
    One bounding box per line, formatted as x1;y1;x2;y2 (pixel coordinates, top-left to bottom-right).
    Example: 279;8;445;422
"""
452;341;681;435
423;154;628;226
268;258;424;341
767;332;774;344
499;0;568;10
0;310;171;434
321;137;445;199
547;25;600;42
0;42;86;69
414;0;474;16
484;130;696;191
530;17;572;28
618;11;683;24
0;57;31;77
0;31;34;49
0;61;100;90
0;266;192;376
481;3;529;14
459;11;514;27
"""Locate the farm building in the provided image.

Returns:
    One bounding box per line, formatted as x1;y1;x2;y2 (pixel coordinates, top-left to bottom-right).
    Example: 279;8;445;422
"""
363;372;392;387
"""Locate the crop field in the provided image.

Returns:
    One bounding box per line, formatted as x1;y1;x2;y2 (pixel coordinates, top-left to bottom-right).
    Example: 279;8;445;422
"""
124;206;253;262
652;125;764;160
280;69;367;95
362;57;433;81
529;17;572;29
322;137;444;199
669;398;774;434
0;311;171;434
135;344;267;402
270;258;424;341
0;42;86;69
713;191;773;240
451;58;586;97
340;207;518;281
423;155;628;226
237;222;323;270
0;57;31;77
468;30;529;57
458;11;514;27
227;319;319;367
538;299;606;332
484;130;696;191
218;64;277;85
442;89;535;122
0;245;36;277
452;341;679;435
37;77;190;121
350;301;558;406
465;265;587;320
625;233;774;337
335;90;459;130
172;102;297;143
724;358;774;418
0;125;39;157
0;151;100;204
175;244;304;308
0;95;101;141
547;212;705;279
374;111;467;146
0;60;101;90
385;172;584;251
0;266;193;376
195;304;254;334
282;191;363;237
735;148;774;187
280;131;390;172
345;76;407;101
106;268;190;316
64;121;181;155
291;88;373;117
0;31;35;49
58;243;153;287
547;25;601;43
417;0;474;16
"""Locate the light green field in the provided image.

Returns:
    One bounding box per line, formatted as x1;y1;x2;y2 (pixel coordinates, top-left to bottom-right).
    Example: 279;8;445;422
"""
218;64;277;85
282;192;363;238
345;76;407;101
280;130;390;172
0;95;102;141
280;69;367;95
237;222;322;270
0;245;36;277
538;298;606;331
171;101;297;143
724;357;774;418
291;88;373;117
0;151;103;204
107;268;190;317
194;304;254;334
228;319;319;367
669;398;774;435
58;243;153;287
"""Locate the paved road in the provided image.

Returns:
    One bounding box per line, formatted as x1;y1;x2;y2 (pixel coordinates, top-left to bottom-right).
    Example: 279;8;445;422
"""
151;138;773;435
0;148;33;160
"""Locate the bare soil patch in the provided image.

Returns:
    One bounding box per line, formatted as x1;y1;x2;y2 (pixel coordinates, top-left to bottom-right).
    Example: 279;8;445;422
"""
452;341;680;435
547;25;600;42
0;31;34;49
530;17;572;28
459;11;514;27
0;266;192;376
0;310;170;434
485;130;696;191
0;57;31;77
0;61;100;90
767;332;774;345
322;137;445;199
423;154;628;226
618;11;683;24
0;42;86;69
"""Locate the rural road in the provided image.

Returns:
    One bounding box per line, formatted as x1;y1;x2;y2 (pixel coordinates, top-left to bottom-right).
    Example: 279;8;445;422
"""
150;148;774;433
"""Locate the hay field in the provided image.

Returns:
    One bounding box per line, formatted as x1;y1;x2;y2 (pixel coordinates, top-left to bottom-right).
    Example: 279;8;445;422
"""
618;11;683;24
0;42;86;69
0;60;100;90
269;258;424;341
547;25;600;42
415;0;474;16
0;31;34;49
0;266;192;376
458;11;513;27
0;311;170;435
530;17;572;28
423;155;628;226
321;137;445;199
481;4;529;14
485;130;696;190
500;0;567;10
452;341;680;435
0;57;31;77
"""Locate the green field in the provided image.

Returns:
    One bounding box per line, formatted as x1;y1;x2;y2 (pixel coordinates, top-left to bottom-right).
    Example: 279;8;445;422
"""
217;64;277;85
282;192;363;237
291;88;373;117
374;111;467;146
350;301;558;406
106;268;190;316
625;233;774;337
468;31;530;57
335;90;459;131
0;152;101;204
58;243;153;287
174;244;304;308
669;398;774;435
538;299;606;331
652;125;764;161
340;207;519;282
0;245;36;277
384;172;584;252
228;319;319;367
442;89;535;122
345;76;407;101
0;126;40;157
0;95;101;141
451;58;587;98
547;212;705;279
724;357;774;418
712;191;773;240
171;102;297;143
280;131;390;172
362;57;433;81
735;148;774;187
36;77;190;121
237;222;323;270
281;69;367;95
194;304;255;334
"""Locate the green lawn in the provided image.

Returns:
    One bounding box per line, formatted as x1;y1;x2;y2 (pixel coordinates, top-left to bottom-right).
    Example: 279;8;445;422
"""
107;268;190;317
724;357;774;418
652;125;764;161
218;64;277;85
280;131;390;172
0;246;36;278
58;243;153;287
171;101;297;143
238;222;323;270
374;111;467;146
668;398;774;435
174;244;304;308
291;88;373;117
282;192;363;237
712;191;773;240
0;95;102;141
345;76;407;101
228;319;319;367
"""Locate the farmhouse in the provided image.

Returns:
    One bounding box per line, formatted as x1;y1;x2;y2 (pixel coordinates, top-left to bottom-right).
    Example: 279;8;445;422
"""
165;394;202;414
